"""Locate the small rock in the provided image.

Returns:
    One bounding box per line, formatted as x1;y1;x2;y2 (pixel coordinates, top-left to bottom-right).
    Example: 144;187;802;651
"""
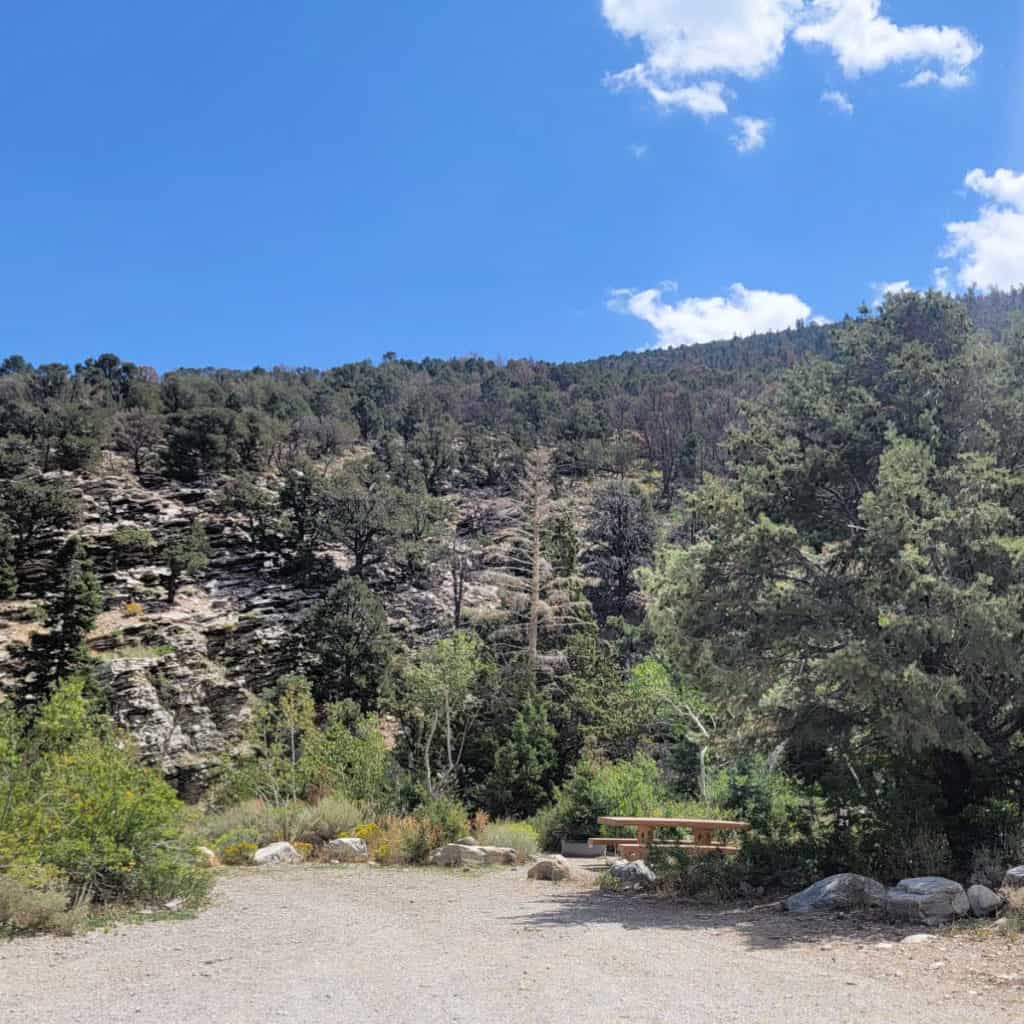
163;898;185;912
1002;866;1024;890
967;884;1004;918
527;856;574;882
253;841;304;866
326;837;369;863
785;873;885;914
609;859;657;888
195;846;219;868
901;933;936;945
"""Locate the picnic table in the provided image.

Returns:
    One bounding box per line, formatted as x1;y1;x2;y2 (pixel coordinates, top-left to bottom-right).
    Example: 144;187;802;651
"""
588;816;750;861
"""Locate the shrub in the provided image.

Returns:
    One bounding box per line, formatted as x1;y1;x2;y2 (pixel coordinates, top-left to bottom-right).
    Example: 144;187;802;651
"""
0;876;89;937
219;841;257;866
535;754;674;850
481;820;539;863
647;847;747;902
201;794;365;850
416;796;468;845
1;680;209;909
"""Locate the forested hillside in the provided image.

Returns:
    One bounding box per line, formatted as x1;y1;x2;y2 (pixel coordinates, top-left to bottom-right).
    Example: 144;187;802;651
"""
3;286;1024;919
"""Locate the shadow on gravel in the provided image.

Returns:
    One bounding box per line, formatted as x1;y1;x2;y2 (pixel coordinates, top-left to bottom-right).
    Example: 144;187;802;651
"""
506;888;919;952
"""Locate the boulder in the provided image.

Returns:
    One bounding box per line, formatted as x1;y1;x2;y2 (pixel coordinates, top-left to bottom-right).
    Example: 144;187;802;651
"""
195;846;220;868
254;841;304;866
528;856;575;882
967;884;1004;918
430;843;487;868
609;859;657;888
455;836;479;846
785;873;886;914
327;837;369;863
478;846;518;866
1002;866;1024;890
884;877;970;926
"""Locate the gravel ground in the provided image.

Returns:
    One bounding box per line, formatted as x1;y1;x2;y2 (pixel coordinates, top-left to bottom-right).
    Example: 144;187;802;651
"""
2;865;1021;1024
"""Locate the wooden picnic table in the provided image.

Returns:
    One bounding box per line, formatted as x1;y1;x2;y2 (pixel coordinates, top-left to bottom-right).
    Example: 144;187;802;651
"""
589;816;751;861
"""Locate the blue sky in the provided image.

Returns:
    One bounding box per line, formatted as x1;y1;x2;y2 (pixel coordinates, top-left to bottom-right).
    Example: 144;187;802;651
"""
1;2;1022;371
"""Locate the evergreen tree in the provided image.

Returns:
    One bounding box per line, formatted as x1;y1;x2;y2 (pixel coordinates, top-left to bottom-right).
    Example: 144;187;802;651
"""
161;520;211;605
485;695;557;818
30;536;102;690
584;481;656;616
298;577;394;707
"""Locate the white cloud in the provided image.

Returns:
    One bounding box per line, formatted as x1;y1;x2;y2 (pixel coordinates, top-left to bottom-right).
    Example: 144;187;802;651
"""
870;279;911;307
794;1;981;88
730;116;769;152
609;281;812;348
629;143;649;159
601;1;981;145
942;168;1024;290
933;267;951;293
821;88;854;114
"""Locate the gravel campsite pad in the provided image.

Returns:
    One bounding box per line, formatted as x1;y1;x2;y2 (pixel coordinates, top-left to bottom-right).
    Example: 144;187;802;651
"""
1;865;1021;1024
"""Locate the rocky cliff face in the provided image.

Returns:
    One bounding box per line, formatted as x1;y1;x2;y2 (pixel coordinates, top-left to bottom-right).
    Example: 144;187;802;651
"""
0;455;507;798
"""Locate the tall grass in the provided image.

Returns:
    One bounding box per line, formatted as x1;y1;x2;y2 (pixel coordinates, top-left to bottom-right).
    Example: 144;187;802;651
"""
480;820;539;863
201;794;365;849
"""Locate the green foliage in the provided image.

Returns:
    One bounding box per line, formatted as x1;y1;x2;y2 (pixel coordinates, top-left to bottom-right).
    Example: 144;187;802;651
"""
0;680;209;908
202;794;365;849
584;481;656;615
216;675;393;807
648;292;1024;869
298;580;394;707
0;475;78;577
480;820;539;862
0;512;15;598
395;632;496;798
160;519;210;605
535;753;673;849
29;536;102;691
485;696;557;818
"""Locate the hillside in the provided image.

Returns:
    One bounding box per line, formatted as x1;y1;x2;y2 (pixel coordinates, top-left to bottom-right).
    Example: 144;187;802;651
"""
2;285;1024;813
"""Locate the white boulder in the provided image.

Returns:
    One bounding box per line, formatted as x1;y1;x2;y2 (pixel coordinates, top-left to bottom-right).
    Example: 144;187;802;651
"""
327;837;369;863
430;843;487;867
253;841;304;866
609;859;657;888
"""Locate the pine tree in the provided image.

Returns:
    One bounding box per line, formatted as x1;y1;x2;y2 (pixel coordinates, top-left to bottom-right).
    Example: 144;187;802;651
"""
490;450;588;677
30;536;102;690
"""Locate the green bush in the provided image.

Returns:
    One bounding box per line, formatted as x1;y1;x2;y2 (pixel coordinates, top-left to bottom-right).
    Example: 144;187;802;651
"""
535;754;678;850
0;680;210;910
481;820;539;862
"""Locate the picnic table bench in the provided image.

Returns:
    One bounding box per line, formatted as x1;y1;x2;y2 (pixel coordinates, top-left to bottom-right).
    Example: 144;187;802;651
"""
588;816;750;862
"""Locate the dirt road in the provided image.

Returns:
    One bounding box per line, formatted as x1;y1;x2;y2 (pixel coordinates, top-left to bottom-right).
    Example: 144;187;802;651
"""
1;865;1019;1023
